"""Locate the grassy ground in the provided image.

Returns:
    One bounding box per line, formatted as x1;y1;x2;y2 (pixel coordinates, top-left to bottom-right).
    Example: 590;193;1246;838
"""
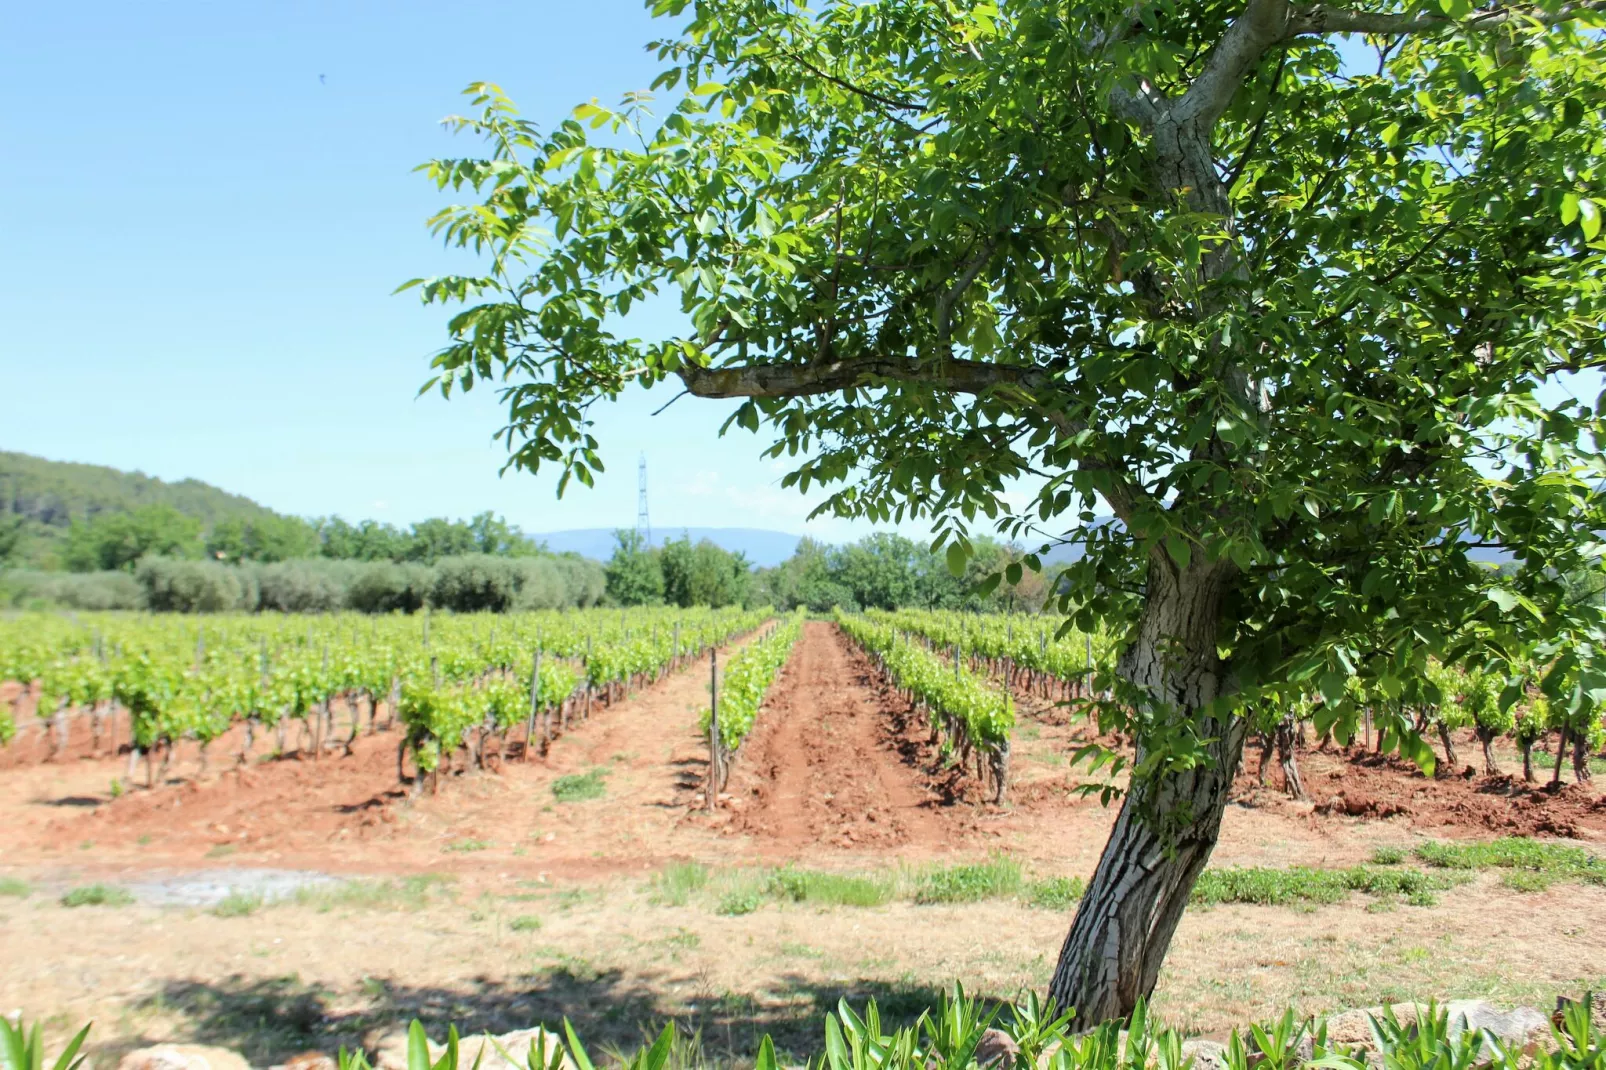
1;845;1602;1068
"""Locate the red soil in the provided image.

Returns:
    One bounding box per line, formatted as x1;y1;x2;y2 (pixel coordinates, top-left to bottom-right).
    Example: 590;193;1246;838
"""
715;620;983;848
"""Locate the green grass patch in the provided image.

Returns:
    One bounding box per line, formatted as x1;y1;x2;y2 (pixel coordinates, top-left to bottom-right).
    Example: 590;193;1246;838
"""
211;892;263;918
60;884;134;908
1191;865;1457;907
911;855;1023;904
768;867;894;908
651;862;710;906
509;914;542;931
716;890;764;916
1411;837;1606;890
443;838;491;854
291;873;455;912
0;878;30;898
1024;876;1085;910
1369;845;1407;865
551;768;607;802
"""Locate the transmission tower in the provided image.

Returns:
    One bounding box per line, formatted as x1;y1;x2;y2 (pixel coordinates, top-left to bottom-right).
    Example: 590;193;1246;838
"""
636;453;652;547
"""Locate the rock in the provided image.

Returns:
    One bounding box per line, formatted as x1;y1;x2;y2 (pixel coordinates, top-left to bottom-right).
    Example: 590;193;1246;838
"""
1321;1001;1549;1059
117;1046;252;1070
372;1027;569;1070
1179;1038;1229;1070
268;1054;336;1070
974;1029;1019;1068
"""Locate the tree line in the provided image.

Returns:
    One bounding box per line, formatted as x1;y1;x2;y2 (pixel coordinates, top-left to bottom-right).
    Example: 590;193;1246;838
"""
602;529;1051;613
42;504;549;573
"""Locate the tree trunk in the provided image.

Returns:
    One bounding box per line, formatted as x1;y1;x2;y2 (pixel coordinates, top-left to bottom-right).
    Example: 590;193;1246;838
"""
1256;732;1274;786
1573;731;1593;784
1476;727;1499;776
1275;714;1306;800
1436;721;1460;775
1046;558;1244;1025
1520;738;1535;782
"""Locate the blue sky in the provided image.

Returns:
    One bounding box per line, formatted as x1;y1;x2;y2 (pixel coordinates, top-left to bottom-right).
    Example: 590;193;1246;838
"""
0;0;926;542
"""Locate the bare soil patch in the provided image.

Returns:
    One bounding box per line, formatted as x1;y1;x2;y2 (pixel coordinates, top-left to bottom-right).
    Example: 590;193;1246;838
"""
715;621;982;849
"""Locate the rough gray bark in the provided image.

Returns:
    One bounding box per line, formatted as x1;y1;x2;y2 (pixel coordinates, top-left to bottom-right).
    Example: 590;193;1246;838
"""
1275;714;1307;800
1046;558;1247;1025
1436;721;1460;775
1573;731;1594;784
1475;726;1500;776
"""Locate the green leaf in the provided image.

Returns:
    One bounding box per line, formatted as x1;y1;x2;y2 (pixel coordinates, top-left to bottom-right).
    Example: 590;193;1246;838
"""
1578;198;1601;241
407;1022;431;1070
1165;535;1191;571
945;541;968;578
754;1036;778;1070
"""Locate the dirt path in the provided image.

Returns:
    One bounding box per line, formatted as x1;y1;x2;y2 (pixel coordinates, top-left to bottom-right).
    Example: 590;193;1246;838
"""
723;621;975;851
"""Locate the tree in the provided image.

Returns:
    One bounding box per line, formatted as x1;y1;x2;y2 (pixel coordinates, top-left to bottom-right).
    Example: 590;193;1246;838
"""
64;505;204;571
604;529;665;605
0;516;22;569
410;0;1606;1023
660;533;751;606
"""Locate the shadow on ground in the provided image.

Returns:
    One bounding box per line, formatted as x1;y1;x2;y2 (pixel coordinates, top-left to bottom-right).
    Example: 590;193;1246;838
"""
125;970;962;1066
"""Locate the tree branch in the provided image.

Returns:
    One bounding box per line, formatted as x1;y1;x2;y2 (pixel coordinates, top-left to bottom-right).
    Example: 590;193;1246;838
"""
1286;0;1605;37
1176;0;1292;127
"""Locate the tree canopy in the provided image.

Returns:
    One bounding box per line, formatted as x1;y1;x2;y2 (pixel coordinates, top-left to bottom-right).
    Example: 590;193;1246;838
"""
411;0;1606;1022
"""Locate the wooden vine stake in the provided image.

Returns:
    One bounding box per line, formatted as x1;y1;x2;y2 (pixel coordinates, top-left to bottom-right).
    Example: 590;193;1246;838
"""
707;646;721;810
524;648;542;761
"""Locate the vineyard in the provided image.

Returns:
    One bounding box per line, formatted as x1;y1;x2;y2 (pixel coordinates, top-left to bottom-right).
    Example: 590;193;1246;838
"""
0;609;1603;1066
0;607;768;794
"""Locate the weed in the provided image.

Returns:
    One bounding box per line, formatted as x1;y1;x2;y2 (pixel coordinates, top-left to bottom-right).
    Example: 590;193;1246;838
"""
912;855;1022;904
291;873;454;912
551;768;607;802
1191;865;1457;907
443;838;491;854
0;878;31;897
1413;838;1606;887
60;884;134;908
716;890;763;916
651;862;709;906
1370;845;1407;865
205;844;236;859
109;778;123;799
768;867;893;907
1024;876;1085;910
211;892;263;918
510;914;542;931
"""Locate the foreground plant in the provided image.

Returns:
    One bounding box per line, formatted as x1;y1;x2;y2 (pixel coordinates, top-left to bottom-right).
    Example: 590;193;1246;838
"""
25;992;1605;1070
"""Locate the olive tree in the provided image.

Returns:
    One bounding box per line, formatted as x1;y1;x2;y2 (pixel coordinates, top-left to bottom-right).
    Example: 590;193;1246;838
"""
407;0;1606;1023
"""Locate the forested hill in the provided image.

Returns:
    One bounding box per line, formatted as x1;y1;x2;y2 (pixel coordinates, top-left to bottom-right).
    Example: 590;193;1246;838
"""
1;451;287;568
0;451;280;528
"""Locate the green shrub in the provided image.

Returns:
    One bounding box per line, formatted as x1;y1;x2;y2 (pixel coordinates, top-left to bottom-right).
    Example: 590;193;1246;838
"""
60;884;134;908
552;768;607;802
136;558;252;612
